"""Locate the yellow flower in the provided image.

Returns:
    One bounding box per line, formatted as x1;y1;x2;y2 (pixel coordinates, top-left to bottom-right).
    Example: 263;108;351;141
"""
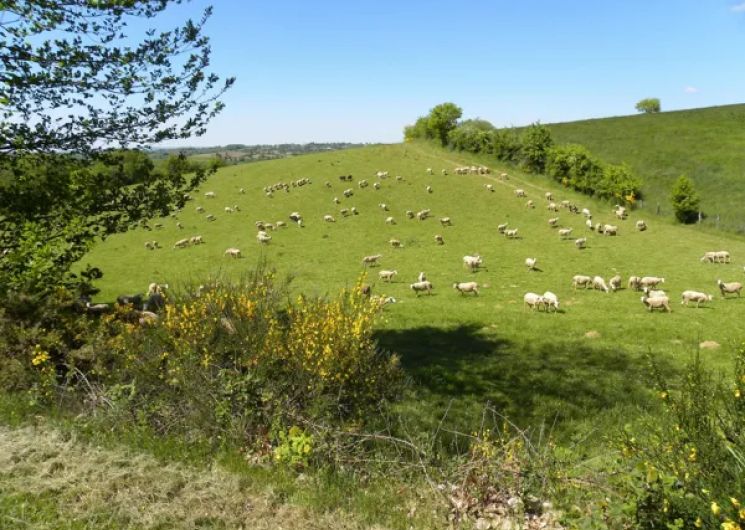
739;508;745;520
31;348;50;366
695;517;703;528
713;502;721;515
659;391;668;400
736;388;742;399
722;520;740;530
733;498;742;508
688;447;697;462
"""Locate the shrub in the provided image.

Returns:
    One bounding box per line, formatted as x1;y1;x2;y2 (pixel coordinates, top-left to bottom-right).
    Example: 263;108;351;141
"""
636;98;661;114
545;144;604;195
519;123;553;173
448;120;495;153
671;175;701;223
491;129;522;162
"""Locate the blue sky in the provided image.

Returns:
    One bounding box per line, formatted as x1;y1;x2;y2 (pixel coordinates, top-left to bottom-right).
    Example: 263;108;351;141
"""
157;1;745;146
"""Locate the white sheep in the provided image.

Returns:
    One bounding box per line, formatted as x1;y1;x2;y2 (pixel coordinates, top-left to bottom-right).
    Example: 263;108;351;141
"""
497;223;508;233
206;214;216;221
525;199;535;209
378;270;398;282
379;203;389;211
362;254;383;266
548;217;559;227
406;210;415;219
558;228;573;239
350;207;358;215
333;197;341;204
609;274;622;292
641;295;671;312
224;247;241;258
276;221;286;228
523;292;546;311
204;191;216;198
426;185;433;193
174;238;190;249
592;275;610;293
718;279;742;298
643;287;666;298
239;187;246;194
224;206;234;213
545;192;553;201
343;188;354;197
196;206;205;213
640;276;665;288
636;220;647;231
373;182;381;190
585;219;594;230
176;222;183;229
426;168;433;175
440;217;452;226
542;291;559;311
417;272;427;282
715;250;731;263
190;235;203;245
385;216;396;225
525;257;537;271
572;275;592;289
323;214;336;223
463;255;483;272
434;234;444;245
410;280;433;296
547;202;559;212
628;276;642;291
514;188;526;198
340;208;350;217
389;238;403;248
485;184;494;192
453;281;479;295
575;237;587;249
256;231;272;244
681;290;713;307
603;224;618;236
504;228;519;239
581;208;592;218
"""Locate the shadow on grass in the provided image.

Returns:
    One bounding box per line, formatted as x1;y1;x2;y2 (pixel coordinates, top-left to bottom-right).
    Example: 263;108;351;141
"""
376;324;677;435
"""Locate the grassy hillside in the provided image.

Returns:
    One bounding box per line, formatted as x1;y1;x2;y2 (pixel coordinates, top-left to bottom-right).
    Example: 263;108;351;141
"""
81;142;745;438
546;104;745;233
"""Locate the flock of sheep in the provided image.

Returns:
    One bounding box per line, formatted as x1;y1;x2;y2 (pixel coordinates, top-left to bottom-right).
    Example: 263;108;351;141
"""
123;158;745;323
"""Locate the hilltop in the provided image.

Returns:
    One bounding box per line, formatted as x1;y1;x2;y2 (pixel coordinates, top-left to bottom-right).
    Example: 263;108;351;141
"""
545;104;745;232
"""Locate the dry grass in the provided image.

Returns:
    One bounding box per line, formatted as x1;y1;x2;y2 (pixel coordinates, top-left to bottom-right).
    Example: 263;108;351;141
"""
0;424;385;529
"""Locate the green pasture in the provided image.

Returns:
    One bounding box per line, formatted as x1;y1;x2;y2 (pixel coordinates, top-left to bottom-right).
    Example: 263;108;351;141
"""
82;142;745;438
546;103;745;233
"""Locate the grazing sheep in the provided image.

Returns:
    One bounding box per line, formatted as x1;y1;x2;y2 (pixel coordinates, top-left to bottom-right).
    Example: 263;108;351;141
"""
574;237;587;249
196;206;205;213
239;188;246;194
525;257;537;271
276;221;286;228
499;172;509;180
718;279;743;298
514;189;526;198
524;292;546;311
628;276;642;291
379;203;389;211
333;197;341;204
224;206;234;213
176;222;183;229
453;282;479;296
206;214;216;221
558;228;573;239
504;228;519;239
601;224;617;236
406;210;415;219
204;191;216;198
592;276;610;293
426;185;433;193
174;238;190;249
545;192;553;201
378;270;398;282
497;223;508;234
351;207;358;215
643;287;666;298
463;255;483;272
340;208;350;217
416;210;430;220
417;272;427;282
264;223;275;231
144;240;160;250
595;222;603;233
373;182;381;190
358;179;368;188
396;175;403;181
542;291;559;312
700;251;717;263
681;290;714;307
547;202;559;212
190;235;203;245
389;238;402;248
385;216;396;225
548;217;559;227
323;214;336;223
224;247;241;258
440;217;452;226
525;199;535;209
289;212;302;223
410;280;434;296
585;219;594;230
426;168;433;175
256;231;272;244
572;275;592;289
362;254;383;266
434;234;444;245
441;169;448;176
485;184;494;192
343;188;354;197
636;220;647;231
609;274;622;292
715;250;731;263
641;295;671;312
640;276;665;288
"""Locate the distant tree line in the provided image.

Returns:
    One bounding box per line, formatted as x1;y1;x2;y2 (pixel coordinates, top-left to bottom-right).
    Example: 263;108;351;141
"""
150;142;367;165
405;103;643;205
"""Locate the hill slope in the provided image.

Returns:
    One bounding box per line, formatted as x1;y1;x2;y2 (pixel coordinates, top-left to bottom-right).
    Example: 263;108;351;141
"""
82;142;745;435
545;104;745;232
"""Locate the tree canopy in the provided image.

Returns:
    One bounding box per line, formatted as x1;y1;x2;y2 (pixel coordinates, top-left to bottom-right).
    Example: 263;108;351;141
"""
0;1;234;296
670;175;701;224
635;98;661;114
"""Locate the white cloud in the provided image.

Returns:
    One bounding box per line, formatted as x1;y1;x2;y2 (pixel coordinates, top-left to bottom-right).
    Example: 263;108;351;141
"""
731;2;745;12
684;86;700;94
